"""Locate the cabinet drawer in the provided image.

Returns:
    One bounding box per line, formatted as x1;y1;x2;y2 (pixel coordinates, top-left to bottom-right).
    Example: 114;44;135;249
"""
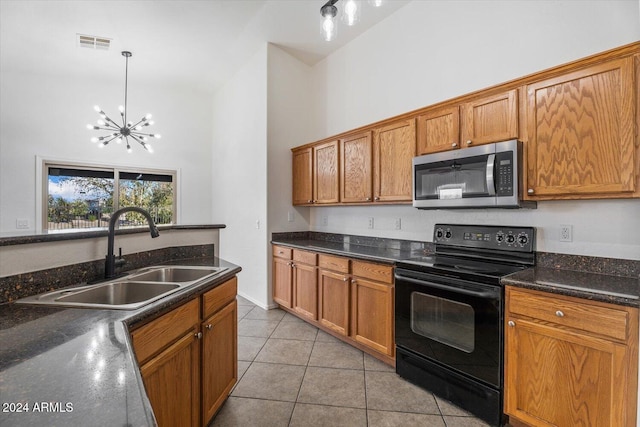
131;298;200;364
203;277;238;318
293;249;317;265
508;288;630;341
272;245;292;260
351;261;393;284
318;254;349;273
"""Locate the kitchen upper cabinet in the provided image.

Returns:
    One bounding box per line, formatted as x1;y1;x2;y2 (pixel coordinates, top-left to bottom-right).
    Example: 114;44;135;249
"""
505;287;638;427
272;245;293;308
292;141;340;205
314;140;340;204
525;56;637;199
417;90;519;155
340;131;373;203
292;147;313;205
417;106;460;154
373;118;416;202
461;89;518;147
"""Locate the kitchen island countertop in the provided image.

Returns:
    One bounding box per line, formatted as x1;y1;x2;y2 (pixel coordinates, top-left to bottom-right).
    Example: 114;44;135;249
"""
0;256;241;427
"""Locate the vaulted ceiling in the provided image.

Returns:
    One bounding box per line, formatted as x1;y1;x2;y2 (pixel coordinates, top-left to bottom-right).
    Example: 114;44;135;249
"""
0;0;410;92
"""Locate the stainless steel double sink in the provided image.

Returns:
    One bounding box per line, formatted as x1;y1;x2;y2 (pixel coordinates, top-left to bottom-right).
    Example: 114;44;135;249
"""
15;266;228;310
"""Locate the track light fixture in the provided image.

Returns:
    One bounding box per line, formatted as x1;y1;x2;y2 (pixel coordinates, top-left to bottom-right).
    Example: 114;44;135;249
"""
320;0;383;41
87;51;160;153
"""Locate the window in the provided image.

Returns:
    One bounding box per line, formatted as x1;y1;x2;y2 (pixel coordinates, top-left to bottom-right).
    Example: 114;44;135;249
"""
44;162;176;232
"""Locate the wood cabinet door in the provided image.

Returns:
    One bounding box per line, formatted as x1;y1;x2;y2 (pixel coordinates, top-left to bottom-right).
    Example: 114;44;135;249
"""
292;147;313;205
340;131;373;203
504;317;635;427
350;277;394;356
272;256;293;308
461;89;518;147
416;106;460;154
202;301;237;424
373;118;416;202
313;140;340;204
525;57;636;198
318;269;350;336
293;262;318;321
140;329;200;427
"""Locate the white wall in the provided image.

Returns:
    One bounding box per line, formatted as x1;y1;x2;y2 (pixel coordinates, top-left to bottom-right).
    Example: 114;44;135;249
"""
211;45;269;307
307;0;640;261
0;69;214;232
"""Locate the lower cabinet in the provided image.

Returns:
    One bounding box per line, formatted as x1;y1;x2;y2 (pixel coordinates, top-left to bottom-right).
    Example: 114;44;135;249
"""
318;268;350;336
272;245;395;363
505;286;638;427
131;276;238;427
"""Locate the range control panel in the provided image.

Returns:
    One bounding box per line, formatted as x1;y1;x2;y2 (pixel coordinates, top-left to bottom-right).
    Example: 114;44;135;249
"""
434;224;535;253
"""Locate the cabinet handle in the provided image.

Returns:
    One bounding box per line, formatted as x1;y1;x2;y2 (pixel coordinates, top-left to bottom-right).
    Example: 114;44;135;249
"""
206;324;213;330
291;263;295;268
374;196;380;201
351;279;357;284
307;200;313;203
195;332;203;339
451;142;458;148
343;277;348;282
466;140;472;145
527;189;534;195
555;310;564;317
508;321;515;327
365;197;371;201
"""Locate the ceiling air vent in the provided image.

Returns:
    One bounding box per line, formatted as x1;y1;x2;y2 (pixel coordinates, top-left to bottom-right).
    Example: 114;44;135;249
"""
77;34;111;50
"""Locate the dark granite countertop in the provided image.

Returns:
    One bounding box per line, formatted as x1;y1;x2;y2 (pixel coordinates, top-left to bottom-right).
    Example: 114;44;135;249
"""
271;233;430;264
0;224;226;247
0;256;241;427
272;232;639;308
502;267;639;308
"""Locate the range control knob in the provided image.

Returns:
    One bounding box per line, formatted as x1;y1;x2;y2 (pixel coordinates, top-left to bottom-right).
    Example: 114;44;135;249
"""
444;229;452;239
506;234;516;244
496;232;505;243
517;233;529;246
435;228;444;240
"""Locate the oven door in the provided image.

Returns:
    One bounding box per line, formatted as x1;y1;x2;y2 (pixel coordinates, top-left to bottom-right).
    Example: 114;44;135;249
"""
395;268;502;387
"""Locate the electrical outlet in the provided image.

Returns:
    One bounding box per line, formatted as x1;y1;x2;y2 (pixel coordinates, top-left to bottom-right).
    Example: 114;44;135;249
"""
560;224;572;242
394;218;402;230
287;211;294;222
255;220;260;229
368;217;374;229
16;219;29;229
322;216;328;226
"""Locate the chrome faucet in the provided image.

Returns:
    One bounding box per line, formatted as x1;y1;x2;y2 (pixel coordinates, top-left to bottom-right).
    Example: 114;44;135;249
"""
105;207;160;279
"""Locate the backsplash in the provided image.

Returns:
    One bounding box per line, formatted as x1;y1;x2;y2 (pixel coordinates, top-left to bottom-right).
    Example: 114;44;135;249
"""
0;244;215;304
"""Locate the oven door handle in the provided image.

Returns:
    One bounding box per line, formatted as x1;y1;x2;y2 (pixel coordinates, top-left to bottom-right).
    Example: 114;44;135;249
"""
395;274;498;299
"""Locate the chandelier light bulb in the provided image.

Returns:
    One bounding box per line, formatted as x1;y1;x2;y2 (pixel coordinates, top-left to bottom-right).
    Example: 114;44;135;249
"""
146;144;154;153
97;119;106;126
118;105;125;113
91;137;98;143
145;113;152;120
94;105;101;112
116;137;122;144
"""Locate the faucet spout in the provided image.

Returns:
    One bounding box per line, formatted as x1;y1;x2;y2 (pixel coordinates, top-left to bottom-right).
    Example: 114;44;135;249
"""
105;207;160;279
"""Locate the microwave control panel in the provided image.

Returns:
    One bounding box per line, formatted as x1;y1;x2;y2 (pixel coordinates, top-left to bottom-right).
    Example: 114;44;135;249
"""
495;151;514;196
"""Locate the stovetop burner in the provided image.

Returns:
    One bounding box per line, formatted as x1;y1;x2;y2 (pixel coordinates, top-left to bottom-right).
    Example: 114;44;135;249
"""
397;224;536;285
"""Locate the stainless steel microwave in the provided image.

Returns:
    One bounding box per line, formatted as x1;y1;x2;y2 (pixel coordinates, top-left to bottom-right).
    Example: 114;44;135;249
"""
412;139;536;209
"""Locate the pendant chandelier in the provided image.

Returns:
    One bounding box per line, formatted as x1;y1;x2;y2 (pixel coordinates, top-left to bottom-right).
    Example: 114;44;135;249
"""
87;51;160;153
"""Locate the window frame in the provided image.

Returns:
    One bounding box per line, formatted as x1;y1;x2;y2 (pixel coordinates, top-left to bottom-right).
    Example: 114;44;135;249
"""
39;158;178;232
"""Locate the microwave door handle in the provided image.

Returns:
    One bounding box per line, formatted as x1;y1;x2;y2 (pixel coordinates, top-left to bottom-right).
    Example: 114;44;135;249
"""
486;154;496;196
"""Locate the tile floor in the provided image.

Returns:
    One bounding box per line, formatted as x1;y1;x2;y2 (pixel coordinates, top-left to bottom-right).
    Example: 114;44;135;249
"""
209;296;491;427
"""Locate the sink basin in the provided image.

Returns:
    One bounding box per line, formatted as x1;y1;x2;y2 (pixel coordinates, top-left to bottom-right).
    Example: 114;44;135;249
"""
128;266;225;283
15;264;229;310
55;282;180;305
